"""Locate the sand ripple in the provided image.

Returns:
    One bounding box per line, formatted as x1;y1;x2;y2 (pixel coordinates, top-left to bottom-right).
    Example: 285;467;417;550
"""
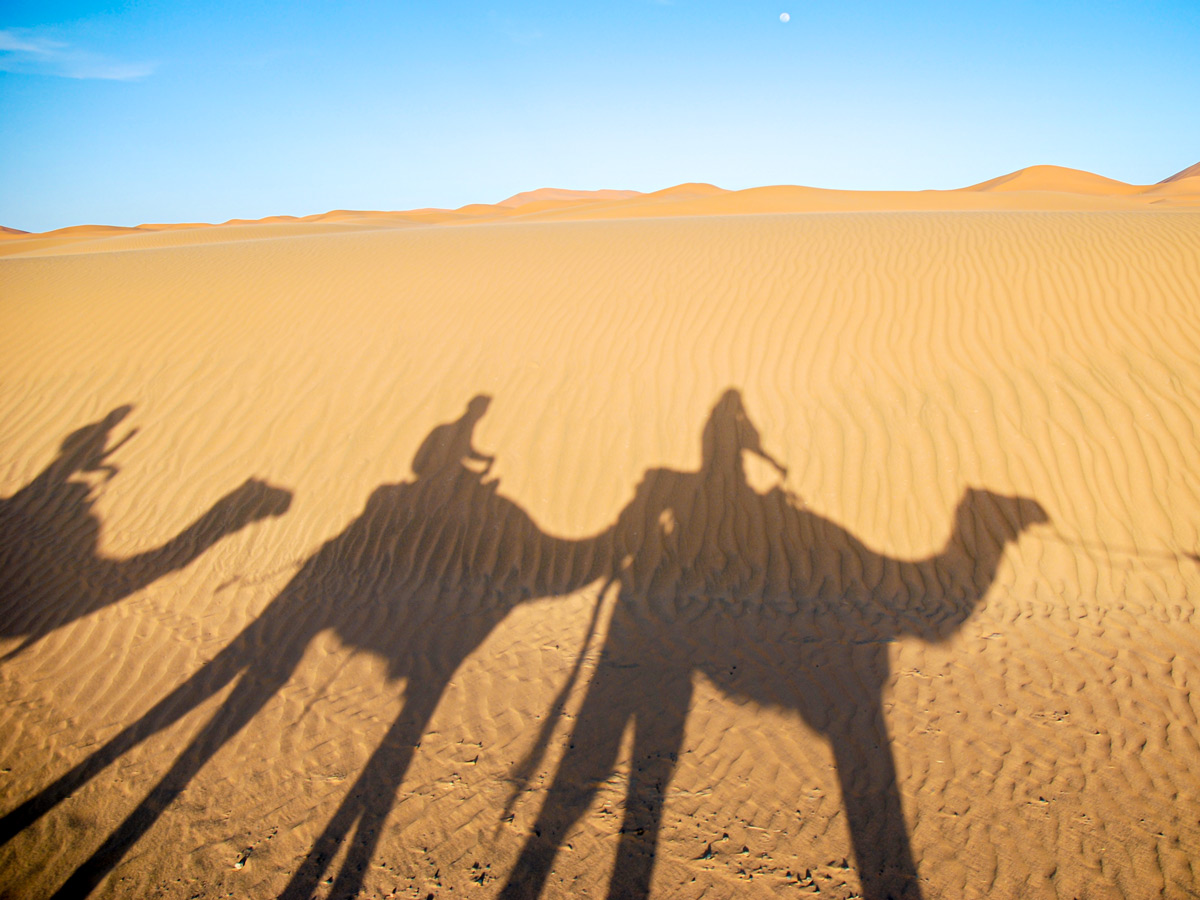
1;210;1198;898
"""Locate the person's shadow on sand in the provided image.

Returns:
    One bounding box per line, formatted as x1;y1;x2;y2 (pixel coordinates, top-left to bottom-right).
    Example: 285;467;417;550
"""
0;404;293;661
498;389;1048;900
0;396;612;899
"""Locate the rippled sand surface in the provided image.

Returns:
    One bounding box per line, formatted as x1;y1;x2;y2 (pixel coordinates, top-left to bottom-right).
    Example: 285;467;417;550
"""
2;192;1199;898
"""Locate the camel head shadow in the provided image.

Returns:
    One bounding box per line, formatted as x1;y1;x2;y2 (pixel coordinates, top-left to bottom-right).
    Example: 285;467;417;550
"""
947;487;1048;604
887;485;1049;644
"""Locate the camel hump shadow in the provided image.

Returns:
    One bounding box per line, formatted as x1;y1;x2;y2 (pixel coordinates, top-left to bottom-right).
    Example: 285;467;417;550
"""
282;407;607;680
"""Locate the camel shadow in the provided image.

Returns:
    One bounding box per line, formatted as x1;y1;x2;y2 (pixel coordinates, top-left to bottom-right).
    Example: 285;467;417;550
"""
2;391;1046;900
499;389;1047;900
0;396;613;899
0;404;292;661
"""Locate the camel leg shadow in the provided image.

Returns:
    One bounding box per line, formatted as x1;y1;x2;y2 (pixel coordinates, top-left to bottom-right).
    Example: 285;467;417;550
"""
279;685;443;900
0;624;266;847
46;654;297;899
500;634;692;900
823;644;922;900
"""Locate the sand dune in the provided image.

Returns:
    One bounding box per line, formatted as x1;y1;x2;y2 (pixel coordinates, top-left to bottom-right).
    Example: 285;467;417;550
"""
4;165;1198;259
1;191;1199;900
1161;161;1200;183
964;164;1143;195
495;188;644;209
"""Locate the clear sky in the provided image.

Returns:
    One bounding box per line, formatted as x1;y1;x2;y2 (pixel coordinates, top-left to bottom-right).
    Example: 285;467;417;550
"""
2;1;1197;232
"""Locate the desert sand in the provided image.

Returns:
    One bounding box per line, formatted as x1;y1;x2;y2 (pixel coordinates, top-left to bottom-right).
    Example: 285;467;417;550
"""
1;167;1199;899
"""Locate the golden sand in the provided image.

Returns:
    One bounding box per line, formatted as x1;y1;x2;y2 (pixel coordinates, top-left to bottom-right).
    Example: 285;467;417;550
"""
1;168;1199;898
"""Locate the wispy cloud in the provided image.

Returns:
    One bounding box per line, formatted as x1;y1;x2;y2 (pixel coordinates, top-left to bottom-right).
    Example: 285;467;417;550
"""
0;30;65;54
0;27;156;80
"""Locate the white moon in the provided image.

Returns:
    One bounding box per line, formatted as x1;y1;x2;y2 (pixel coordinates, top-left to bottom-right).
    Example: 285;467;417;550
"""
780;12;790;22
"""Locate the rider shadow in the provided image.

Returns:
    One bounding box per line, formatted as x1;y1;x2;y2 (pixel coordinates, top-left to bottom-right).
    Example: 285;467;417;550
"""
0;404;293;661
499;389;1048;900
0;395;613;899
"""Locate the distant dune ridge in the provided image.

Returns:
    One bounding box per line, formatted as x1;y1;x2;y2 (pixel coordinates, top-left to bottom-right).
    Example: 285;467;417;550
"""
1160;160;1200;183
495;187;644;209
1;166;1199;900
2;163;1198;254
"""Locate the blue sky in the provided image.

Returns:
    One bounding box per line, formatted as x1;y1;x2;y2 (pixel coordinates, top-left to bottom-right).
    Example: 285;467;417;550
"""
1;1;1197;232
